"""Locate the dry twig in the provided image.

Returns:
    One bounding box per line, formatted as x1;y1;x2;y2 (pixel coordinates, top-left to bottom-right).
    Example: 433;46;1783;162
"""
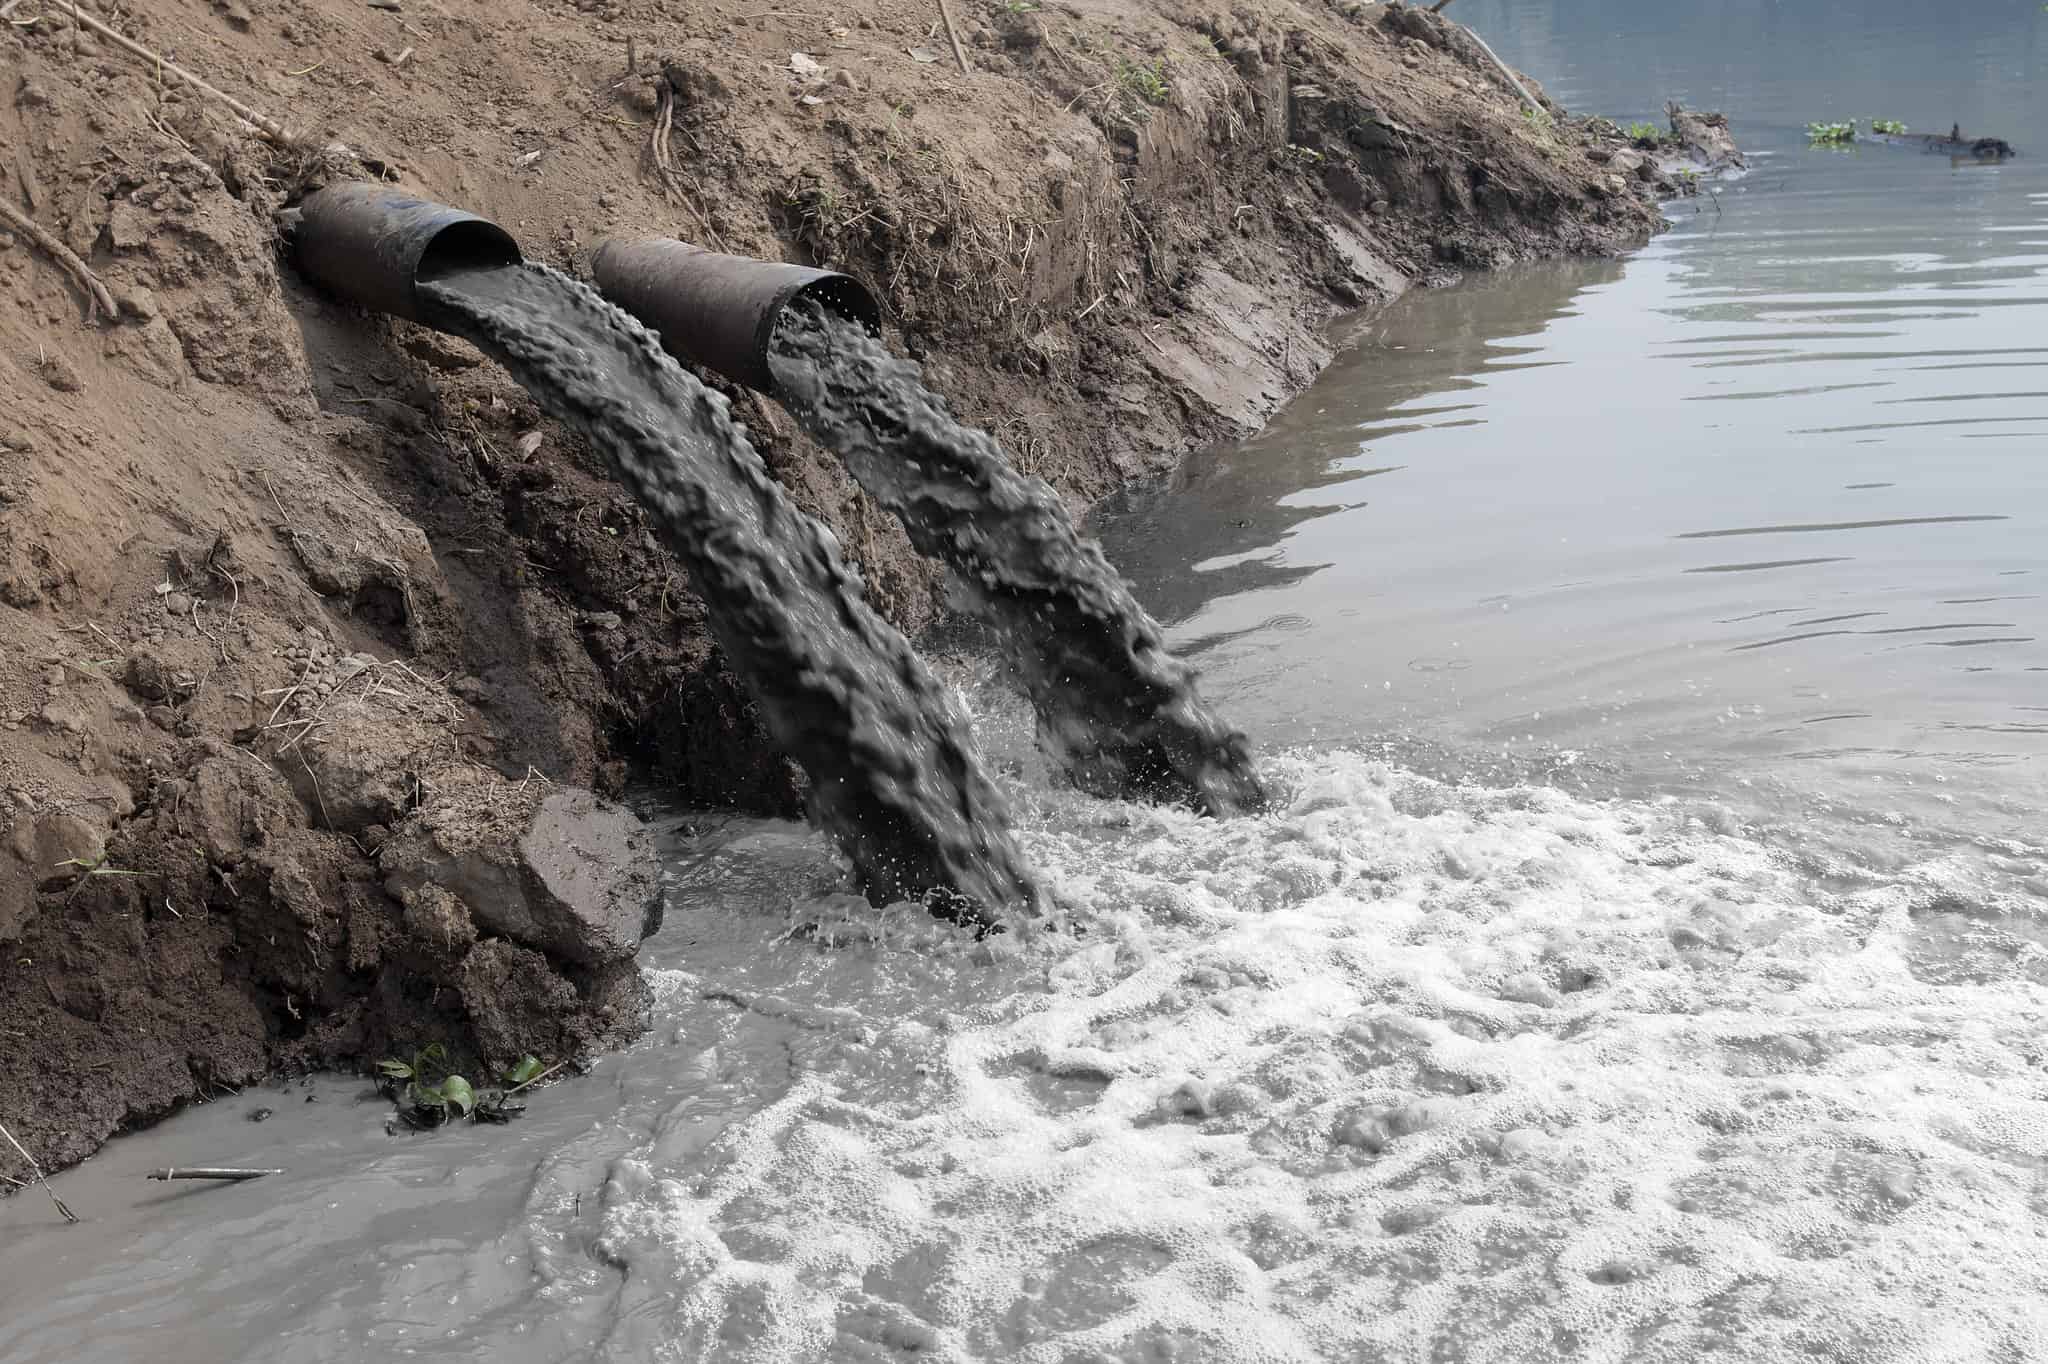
933;0;971;75
67;3;293;144
0;1121;78;1224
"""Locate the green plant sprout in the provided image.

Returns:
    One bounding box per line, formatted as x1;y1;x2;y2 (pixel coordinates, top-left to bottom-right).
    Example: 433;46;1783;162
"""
377;1047;556;1127
1116;57;1170;107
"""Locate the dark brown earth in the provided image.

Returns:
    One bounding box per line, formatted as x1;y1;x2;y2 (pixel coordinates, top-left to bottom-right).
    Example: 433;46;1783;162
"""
1;0;1682;1176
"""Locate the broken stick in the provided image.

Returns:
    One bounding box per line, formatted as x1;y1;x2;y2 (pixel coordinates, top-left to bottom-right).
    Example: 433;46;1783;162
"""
933;0;970;75
148;1167;283;1181
0;1120;79;1224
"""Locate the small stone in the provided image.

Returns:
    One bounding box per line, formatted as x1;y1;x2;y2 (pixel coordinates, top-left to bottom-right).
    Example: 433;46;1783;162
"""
45;666;65;688
146;706;176;730
14;812;105;890
41;354;83;393
379;786;662;966
38;702;86;735
248;1106;274;1122
118;286;160;320
164;591;192;615
1368;199;1390;216
832;68;858;90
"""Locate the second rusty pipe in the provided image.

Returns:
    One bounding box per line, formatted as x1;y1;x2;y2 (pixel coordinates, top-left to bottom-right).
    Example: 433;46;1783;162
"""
591;239;882;395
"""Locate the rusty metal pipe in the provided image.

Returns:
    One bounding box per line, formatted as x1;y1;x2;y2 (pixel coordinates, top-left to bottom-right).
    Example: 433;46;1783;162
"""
293;183;522;323
590;238;881;395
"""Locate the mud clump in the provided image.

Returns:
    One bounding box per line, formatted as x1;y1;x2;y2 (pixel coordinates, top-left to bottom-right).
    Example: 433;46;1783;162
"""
381;783;661;968
1665;103;1747;172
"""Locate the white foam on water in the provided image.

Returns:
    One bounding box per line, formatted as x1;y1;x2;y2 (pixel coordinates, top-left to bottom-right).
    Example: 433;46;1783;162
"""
590;750;2048;1362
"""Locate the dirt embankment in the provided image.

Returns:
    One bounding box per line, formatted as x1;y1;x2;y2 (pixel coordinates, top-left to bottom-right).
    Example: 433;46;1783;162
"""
0;0;1674;1173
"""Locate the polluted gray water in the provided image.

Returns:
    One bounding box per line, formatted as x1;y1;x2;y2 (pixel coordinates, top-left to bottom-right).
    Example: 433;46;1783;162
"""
769;299;1265;816
417;263;1036;918
1092;0;2048;853
7;3;2048;1360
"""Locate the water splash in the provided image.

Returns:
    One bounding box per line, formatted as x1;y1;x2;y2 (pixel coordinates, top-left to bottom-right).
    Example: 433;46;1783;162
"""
589;752;2048;1362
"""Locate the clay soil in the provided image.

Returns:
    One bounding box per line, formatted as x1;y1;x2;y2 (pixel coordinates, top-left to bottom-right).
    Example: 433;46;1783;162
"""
1;0;1675;1175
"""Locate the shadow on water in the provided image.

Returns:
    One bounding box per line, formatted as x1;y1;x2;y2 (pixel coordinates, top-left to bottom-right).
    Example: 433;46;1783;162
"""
1092;259;1623;629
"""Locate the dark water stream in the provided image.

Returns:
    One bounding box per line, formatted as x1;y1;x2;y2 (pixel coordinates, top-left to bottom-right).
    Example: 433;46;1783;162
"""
768;300;1263;815
5;5;2048;1361
420;264;1035;916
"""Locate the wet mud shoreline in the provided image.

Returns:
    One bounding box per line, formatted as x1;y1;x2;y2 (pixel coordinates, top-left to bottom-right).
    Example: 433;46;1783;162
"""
2;0;1696;1176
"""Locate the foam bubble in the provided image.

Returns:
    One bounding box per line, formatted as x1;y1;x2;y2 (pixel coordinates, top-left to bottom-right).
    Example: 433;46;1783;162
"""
602;750;2048;1362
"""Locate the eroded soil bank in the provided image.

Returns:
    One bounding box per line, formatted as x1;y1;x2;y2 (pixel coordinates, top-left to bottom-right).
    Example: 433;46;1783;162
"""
1;0;1678;1174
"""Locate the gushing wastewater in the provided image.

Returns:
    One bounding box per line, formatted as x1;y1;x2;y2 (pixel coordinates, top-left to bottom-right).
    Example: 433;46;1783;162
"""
768;299;1266;816
417;262;1038;916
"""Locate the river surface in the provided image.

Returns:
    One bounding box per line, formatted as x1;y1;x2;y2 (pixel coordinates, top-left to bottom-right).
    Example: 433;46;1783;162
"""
5;3;2048;1362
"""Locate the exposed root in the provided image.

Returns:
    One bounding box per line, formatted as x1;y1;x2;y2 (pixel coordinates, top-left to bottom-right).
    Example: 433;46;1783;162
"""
0;196;117;322
645;77;725;252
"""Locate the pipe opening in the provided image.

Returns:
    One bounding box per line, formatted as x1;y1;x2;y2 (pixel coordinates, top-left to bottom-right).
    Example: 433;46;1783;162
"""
416;218;522;285
790;276;882;338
